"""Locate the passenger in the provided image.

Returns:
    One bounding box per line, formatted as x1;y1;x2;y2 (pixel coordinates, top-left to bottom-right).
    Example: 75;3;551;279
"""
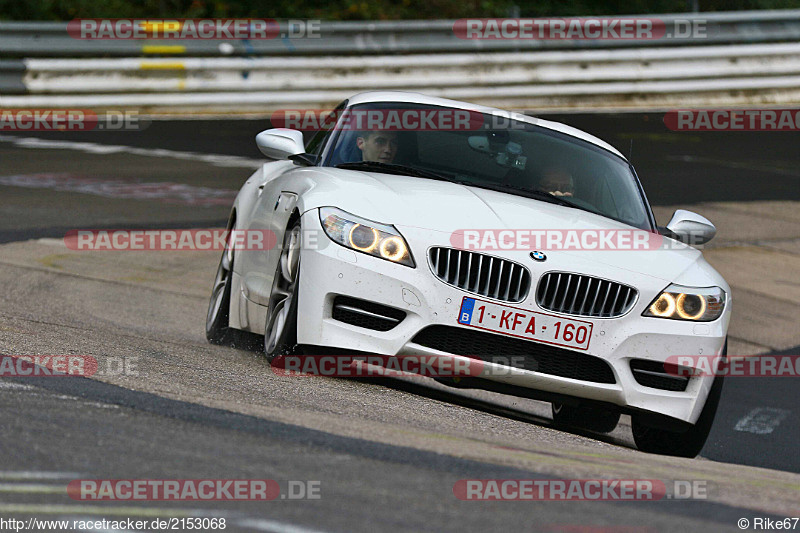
539;168;574;197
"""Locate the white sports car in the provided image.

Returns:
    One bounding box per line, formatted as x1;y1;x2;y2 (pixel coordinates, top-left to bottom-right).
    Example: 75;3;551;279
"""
206;91;731;457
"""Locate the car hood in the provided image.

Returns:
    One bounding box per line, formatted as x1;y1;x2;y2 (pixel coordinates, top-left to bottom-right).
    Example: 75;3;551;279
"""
293;167;715;285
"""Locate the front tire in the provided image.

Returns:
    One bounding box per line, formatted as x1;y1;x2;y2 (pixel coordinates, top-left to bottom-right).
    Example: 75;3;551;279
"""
551;403;621;433
631;341;727;458
631;374;724;458
264;222;302;362
206;230;236;345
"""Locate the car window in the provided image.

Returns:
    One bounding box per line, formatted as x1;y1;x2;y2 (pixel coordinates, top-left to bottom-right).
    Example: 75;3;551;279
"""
322;102;652;230
416;131;507;180
305;101;347;159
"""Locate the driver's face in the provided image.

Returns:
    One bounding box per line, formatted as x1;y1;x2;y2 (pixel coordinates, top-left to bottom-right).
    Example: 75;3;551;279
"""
357;131;398;163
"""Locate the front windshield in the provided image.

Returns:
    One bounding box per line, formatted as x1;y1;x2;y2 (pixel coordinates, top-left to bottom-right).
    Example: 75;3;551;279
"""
322;102;653;230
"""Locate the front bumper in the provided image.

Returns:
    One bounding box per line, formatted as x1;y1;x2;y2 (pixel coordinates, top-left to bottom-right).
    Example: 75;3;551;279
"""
296;210;730;425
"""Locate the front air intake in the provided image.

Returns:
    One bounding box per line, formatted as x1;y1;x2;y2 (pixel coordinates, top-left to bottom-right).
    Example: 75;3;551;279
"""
412;325;616;384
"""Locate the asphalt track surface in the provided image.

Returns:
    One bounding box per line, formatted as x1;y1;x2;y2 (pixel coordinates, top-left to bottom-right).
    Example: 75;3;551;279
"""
0;115;799;532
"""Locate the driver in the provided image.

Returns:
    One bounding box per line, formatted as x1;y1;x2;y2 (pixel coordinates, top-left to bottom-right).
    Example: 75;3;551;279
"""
539;167;574;197
356;130;398;163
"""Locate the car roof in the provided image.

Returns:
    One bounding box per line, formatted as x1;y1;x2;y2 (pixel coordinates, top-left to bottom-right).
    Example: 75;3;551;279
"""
347;91;625;160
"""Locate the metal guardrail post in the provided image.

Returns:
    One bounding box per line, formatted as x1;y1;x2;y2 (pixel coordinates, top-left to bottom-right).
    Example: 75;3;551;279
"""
0;60;26;94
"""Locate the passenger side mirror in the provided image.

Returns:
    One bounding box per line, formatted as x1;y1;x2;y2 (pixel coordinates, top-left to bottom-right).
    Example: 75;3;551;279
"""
664;209;716;245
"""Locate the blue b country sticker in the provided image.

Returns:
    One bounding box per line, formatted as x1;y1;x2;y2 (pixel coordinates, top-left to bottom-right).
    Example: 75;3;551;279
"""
458;297;476;324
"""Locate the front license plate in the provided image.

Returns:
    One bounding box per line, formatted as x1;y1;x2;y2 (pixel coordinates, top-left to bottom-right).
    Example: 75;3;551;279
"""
457;297;593;351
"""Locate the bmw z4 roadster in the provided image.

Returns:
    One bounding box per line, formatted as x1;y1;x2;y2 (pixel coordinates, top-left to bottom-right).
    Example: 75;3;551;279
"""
206;91;731;457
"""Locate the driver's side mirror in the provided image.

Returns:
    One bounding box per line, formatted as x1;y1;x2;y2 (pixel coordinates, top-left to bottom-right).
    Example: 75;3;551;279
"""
255;128;305;160
662;209;716;245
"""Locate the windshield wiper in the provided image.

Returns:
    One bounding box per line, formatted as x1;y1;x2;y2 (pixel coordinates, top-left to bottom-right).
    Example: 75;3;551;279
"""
335;161;457;183
461;182;575;207
464;182;605;217
507;186;577;207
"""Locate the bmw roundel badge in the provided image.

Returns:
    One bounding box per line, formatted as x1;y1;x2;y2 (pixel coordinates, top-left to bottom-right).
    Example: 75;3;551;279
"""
530;251;547;262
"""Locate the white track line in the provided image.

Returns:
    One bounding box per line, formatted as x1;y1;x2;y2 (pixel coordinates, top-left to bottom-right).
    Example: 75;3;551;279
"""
0;471;82;480
0;483;66;494
0;135;263;169
0;381;33;390
0;503;227;517
734;407;791;435
236;519;331;533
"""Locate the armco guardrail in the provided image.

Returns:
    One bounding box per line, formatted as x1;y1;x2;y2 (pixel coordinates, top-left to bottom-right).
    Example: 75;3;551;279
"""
4;42;800;113
2;11;800;112
3;11;800;57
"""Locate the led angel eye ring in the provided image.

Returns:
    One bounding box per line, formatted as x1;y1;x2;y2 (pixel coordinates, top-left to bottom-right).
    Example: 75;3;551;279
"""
649;293;676;317
348;224;379;252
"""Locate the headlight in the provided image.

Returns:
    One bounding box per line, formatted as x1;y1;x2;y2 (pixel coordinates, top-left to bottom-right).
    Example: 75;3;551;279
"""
643;284;725;322
319;207;415;267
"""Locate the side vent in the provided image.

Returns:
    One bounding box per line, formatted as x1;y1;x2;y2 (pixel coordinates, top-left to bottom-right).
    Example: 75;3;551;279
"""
332;296;406;332
630;359;689;392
